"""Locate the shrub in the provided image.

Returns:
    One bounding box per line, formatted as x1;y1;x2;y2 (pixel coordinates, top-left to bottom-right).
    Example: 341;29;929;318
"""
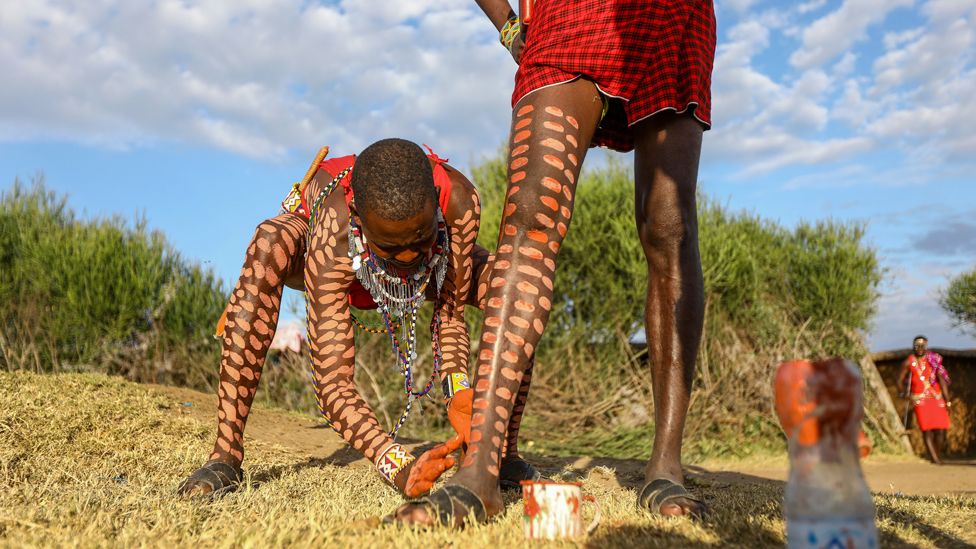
941;268;976;334
0;177;225;387
2;152;890;459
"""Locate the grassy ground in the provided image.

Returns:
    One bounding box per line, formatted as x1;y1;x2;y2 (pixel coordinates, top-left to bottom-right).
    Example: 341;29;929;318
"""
1;372;974;548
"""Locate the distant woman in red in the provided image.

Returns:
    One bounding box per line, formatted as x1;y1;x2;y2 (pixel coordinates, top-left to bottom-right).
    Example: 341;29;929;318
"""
899;335;952;464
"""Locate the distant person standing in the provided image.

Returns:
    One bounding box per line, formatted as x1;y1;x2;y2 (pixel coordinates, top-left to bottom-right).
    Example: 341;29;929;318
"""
898;335;952;464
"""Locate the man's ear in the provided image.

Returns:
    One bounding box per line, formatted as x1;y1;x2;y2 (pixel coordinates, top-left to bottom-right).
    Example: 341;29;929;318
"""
348;201;362;223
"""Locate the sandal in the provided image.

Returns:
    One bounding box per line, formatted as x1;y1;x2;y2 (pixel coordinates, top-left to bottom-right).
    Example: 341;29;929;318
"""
177;460;243;497
499;457;541;491
386;484;488;528
636;478;706;517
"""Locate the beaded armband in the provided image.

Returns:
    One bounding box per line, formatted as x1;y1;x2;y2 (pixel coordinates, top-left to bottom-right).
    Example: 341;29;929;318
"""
280;183;307;216
442;372;471;400
375;443;416;487
499;15;521;55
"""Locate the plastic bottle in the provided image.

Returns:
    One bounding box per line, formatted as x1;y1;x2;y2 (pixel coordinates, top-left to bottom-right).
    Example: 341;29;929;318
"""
774;358;879;549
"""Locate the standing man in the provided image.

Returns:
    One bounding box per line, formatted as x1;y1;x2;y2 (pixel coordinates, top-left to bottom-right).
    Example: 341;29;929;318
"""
899;335;952;464
394;0;715;524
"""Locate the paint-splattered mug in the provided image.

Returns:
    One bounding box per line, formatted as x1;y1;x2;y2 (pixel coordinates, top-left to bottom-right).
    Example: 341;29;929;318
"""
521;481;601;540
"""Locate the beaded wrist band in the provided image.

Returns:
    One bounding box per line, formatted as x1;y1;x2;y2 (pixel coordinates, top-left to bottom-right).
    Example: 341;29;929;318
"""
499;15;521;55
442;372;471;400
375;443;416;487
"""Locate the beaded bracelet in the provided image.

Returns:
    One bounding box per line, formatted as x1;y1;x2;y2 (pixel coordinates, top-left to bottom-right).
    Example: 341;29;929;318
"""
375;442;416;487
442;372;471;400
499;15;521;55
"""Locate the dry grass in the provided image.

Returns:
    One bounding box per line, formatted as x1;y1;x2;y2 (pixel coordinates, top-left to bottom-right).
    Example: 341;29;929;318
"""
2;371;973;548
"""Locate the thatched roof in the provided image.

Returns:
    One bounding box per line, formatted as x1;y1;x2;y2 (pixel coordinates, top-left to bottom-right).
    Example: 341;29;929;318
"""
871;347;976;363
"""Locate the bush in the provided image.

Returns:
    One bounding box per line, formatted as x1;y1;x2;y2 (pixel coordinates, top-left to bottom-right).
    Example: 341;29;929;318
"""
941;268;976;334
0;177;226;387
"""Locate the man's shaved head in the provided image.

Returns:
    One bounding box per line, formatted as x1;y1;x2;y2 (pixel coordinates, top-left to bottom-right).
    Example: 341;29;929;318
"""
351;138;437;221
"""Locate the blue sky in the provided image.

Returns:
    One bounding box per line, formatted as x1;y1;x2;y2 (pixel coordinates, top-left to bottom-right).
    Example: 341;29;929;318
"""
1;0;974;351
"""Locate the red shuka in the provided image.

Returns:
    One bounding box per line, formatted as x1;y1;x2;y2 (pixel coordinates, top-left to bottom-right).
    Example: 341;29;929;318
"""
906;355;951;432
513;0;716;152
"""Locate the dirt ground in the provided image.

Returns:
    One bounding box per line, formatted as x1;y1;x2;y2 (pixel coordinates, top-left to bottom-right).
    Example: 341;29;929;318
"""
153;384;976;498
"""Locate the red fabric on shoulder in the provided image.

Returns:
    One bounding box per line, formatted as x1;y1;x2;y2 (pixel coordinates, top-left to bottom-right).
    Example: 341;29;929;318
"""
317;154;357;208
347;285;378;310
424;144;453;213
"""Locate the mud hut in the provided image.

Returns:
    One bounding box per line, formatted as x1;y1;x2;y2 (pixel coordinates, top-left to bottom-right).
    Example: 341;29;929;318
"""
872;348;976;458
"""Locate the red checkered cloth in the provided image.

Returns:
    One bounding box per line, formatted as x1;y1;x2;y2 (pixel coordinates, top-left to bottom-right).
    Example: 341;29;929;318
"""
513;0;716;152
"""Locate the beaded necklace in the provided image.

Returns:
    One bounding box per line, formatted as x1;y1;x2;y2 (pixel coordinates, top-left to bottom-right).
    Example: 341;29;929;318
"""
910;357;941;401
302;166;450;438
348;211;449;436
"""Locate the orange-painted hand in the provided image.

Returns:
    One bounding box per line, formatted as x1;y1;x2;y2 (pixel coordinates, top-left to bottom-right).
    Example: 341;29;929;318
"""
774;359;820;445
446;388;473;446
403;434;463;498
774;357;863;448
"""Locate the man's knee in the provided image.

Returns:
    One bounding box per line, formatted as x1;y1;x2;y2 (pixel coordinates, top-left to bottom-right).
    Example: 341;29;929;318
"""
637;208;698;256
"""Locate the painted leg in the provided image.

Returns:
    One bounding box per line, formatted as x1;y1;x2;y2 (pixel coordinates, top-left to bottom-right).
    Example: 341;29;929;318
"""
467;246;533;461
211;214;308;466
633;113;706;516
502;359;532;460
394;78;603;525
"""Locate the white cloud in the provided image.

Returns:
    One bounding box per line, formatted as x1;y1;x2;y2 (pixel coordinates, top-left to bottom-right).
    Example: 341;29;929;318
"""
719;0;758;14
0;0;516;160
922;0;976;22
790;0;915;69
869;260;976;351
798;0;828;15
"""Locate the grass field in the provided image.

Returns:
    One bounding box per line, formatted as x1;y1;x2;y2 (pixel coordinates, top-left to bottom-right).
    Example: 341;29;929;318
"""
1;371;974;548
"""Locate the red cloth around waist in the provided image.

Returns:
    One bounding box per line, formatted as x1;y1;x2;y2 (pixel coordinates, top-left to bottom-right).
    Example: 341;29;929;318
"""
513;0;716;151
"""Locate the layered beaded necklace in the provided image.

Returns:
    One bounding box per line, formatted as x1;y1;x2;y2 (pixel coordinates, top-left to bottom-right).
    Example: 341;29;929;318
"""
302;165;450;438
347;210;449;436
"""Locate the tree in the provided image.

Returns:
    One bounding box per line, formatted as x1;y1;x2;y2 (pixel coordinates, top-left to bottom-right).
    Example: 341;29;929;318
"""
941;268;976;334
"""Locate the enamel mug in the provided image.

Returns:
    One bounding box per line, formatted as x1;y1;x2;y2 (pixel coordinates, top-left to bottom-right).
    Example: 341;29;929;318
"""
521;480;601;540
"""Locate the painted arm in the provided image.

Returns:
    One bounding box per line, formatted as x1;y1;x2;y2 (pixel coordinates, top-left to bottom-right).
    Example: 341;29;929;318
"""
304;201;461;497
439;171;483;431
938;374;951;402
304;204;425;493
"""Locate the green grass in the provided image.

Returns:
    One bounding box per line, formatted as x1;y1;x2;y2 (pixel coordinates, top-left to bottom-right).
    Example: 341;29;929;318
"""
2;372;973;548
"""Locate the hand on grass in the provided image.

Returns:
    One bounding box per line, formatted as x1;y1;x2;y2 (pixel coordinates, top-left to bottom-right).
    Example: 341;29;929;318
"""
403;434;463;498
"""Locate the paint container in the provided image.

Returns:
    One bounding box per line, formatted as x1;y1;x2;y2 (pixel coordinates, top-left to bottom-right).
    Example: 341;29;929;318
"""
521;480;600;540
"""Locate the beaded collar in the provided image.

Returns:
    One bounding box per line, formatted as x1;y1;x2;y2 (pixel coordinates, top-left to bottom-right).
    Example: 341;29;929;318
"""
347;209;449;319
347;207;449;436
